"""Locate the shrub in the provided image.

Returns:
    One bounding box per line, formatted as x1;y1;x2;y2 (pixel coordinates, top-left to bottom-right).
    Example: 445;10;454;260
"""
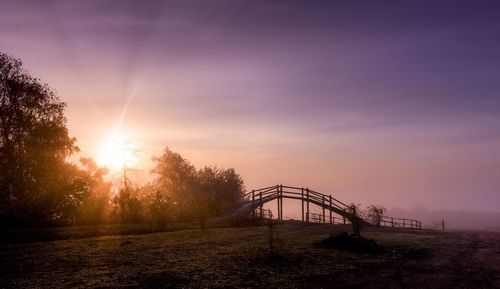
319;231;382;253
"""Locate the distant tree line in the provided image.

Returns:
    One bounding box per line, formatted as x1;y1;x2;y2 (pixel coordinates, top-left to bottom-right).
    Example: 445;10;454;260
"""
0;51;244;229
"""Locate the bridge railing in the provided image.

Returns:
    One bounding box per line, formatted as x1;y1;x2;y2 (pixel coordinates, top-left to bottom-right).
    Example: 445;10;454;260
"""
244;185;350;211
380;216;422;229
307;212;349;224
254;207;273;220
242;184;422;229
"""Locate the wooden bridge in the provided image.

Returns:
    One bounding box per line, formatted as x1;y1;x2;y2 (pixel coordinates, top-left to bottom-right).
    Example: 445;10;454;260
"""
232;184;422;229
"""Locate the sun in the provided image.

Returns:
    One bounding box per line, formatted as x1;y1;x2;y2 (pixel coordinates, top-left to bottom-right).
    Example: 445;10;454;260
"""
96;133;136;171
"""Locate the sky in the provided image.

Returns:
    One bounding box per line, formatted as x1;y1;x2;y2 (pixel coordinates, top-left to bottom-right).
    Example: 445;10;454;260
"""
1;0;499;212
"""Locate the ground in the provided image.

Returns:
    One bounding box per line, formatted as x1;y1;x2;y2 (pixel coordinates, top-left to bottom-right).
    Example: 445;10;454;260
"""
1;222;500;288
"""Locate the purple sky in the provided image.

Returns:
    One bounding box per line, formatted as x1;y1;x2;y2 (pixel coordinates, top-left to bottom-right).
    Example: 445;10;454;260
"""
1;0;499;212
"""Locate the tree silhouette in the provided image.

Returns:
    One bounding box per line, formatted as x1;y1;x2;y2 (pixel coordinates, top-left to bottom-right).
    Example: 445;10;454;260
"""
143;183;173;230
0;52;79;227
196;166;244;227
151;147;198;212
366;205;386;226
74;158;111;225
347;203;364;236
152;147;245;228
113;185;144;224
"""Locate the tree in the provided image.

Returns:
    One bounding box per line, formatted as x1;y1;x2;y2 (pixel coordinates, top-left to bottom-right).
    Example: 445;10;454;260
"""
152;148;245;228
0;52;79;227
74;158;112;225
113;185;145;224
143;183;173;230
197;166;244;216
366;205;386;226
151;147;197;212
347;203;364;236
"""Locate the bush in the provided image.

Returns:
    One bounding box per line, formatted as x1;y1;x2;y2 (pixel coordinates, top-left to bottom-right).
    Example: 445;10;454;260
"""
319;231;382;253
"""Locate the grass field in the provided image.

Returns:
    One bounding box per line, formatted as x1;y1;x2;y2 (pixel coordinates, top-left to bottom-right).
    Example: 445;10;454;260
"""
1;222;499;288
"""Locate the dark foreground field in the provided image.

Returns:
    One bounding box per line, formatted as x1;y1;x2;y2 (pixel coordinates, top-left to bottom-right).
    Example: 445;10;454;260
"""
1;222;500;288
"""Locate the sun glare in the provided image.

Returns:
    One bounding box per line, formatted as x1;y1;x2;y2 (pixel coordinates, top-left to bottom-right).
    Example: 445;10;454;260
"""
96;133;136;171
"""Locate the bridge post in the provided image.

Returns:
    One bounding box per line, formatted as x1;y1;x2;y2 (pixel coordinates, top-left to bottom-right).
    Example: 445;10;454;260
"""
276;185;280;221
251;190;255;220
259;191;263;219
301;188;304;222
306;188;310;223
329;195;332;224
322;196;325;223
279;184;283;220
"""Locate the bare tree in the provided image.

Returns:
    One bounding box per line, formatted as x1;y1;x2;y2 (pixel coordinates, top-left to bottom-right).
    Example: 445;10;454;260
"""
366;205;386;226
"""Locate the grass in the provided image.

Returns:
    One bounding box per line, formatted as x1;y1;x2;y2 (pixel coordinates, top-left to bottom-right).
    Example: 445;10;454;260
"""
0;222;202;244
0;222;459;288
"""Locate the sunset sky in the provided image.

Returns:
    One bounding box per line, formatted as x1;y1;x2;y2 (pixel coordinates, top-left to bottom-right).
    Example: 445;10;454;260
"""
1;0;499;212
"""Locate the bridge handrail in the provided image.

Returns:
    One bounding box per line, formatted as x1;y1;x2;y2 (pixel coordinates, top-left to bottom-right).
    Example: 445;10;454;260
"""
242;186;279;198
379;215;422;228
244;185;349;209
381;215;420;223
240;184;422;229
243;185;352;212
307;189;350;208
